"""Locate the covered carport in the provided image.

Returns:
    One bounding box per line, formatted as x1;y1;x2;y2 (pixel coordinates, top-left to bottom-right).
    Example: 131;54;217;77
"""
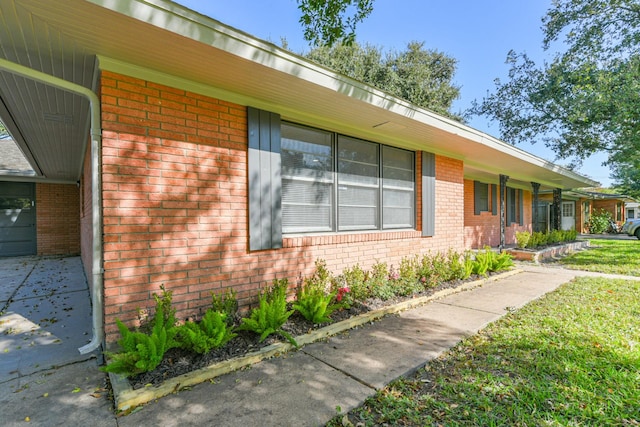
0;0;103;355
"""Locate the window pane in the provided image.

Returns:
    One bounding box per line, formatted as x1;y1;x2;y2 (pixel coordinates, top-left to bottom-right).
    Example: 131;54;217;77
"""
337;136;379;230
477;183;489;212
281;124;334;232
382;146;414;229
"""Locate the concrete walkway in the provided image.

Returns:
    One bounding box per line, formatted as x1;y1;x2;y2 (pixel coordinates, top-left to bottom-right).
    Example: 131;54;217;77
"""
1;261;638;426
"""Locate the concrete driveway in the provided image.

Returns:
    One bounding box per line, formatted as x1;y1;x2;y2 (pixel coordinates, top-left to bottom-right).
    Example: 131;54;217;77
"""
0;256;96;380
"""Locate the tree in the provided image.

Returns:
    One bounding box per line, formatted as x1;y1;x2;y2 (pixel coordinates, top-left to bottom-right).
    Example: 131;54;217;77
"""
297;0;374;47
471;0;640;195
306;41;463;120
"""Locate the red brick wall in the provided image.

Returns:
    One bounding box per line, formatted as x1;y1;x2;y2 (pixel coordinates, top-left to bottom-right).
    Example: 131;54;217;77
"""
100;71;465;342
463;180;532;248
36;183;80;256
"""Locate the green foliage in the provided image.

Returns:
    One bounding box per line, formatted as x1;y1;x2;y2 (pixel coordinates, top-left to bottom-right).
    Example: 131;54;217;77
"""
293;282;339;324
297;0;374;47
340;263;370;303
471;250;491;277
462;256;474;280
102;304;178;377
445;250;467;281
515;231;531;249
490;251;514;272
152;285;176;331
176;309;237;354
547;229;562;244
238;279;297;347
587;208;612;234
306;41;462;120
471;0;640;190
395;257;424;296
211;288;238;324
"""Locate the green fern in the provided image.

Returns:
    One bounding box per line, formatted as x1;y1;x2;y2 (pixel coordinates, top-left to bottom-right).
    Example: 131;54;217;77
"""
102;304;178;377
176;309;237;354
472;250;491;277
237;279;297;347
293;283;338;324
491;251;514;272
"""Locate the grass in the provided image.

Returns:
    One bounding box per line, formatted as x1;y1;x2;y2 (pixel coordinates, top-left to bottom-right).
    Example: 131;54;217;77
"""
560;239;640;276
327;276;640;426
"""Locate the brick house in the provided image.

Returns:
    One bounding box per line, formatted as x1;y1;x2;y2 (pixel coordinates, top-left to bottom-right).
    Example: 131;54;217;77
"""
0;0;597;349
537;190;635;233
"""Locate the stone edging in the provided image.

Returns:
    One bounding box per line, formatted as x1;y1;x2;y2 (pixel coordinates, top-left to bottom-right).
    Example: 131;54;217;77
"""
507;241;589;263
109;268;523;413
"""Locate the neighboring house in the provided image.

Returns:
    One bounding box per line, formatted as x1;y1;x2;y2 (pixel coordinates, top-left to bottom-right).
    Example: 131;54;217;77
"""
0;0;597;348
626;202;639;220
538;189;634;233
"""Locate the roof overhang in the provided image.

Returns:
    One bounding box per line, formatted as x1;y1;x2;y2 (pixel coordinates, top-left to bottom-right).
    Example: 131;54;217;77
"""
0;0;599;189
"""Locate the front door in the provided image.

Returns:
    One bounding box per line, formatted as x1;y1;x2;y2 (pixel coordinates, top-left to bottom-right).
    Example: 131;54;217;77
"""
0;182;36;256
561;201;575;231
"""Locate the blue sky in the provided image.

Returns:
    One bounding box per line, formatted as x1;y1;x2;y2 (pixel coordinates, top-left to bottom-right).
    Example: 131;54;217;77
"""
175;0;612;186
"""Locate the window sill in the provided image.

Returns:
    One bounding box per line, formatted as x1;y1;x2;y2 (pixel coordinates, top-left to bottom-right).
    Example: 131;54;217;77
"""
282;229;421;248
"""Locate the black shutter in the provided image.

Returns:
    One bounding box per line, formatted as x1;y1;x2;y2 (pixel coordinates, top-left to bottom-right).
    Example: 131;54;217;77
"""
248;107;282;251
422;152;435;237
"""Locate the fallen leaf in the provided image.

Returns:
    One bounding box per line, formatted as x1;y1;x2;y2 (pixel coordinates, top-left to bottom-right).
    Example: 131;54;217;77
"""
43;393;49;398
72;387;81;393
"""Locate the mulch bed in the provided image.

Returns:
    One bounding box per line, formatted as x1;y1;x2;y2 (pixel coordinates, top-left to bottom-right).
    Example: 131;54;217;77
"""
128;275;490;389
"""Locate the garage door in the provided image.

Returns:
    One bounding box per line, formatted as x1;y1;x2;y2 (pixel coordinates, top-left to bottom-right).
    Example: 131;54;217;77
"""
0;182;36;256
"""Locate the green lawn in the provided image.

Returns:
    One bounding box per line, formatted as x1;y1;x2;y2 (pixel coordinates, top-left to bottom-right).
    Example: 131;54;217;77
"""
560;239;640;276
327;276;640;426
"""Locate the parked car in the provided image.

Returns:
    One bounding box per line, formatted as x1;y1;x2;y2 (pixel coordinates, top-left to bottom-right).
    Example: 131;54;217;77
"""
621;218;640;239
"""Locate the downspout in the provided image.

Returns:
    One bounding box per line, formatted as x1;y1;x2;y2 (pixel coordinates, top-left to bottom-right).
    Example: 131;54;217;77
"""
0;58;103;355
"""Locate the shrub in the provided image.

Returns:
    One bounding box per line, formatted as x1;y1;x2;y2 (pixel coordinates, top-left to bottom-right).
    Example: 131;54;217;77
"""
237;279;297;346
515;231;531;249
446;250;467;281
490;251;514;272
368;261;396;300
176;309;237;354
587;208;612;234
211;288;238;324
396;257;423;296
102;297;178;377
293;281;339;324
472;250;491;277
339;264;370;303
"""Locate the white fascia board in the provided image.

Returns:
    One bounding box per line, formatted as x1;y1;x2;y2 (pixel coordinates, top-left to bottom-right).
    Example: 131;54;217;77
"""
90;0;598;188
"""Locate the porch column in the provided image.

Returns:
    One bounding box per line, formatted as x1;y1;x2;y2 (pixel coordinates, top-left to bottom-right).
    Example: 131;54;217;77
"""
552;188;562;230
531;182;540;232
499;174;509;249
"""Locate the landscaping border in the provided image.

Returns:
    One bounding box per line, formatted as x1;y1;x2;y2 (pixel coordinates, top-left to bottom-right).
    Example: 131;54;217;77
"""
507;241;589;263
109;268;523;412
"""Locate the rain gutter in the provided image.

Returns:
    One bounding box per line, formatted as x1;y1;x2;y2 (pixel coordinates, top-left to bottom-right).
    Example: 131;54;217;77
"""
0;58;104;355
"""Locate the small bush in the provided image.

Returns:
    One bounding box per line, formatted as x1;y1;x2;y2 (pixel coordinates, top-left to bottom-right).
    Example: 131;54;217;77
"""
340;264;370;303
293;281;339;324
588;208;612;234
176;309;236;354
211;288;238;324
102;289;179;377
237;279;297;346
515;231;531;249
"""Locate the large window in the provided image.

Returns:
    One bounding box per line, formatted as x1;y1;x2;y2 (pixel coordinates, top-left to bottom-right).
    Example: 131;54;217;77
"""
281;123;415;234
